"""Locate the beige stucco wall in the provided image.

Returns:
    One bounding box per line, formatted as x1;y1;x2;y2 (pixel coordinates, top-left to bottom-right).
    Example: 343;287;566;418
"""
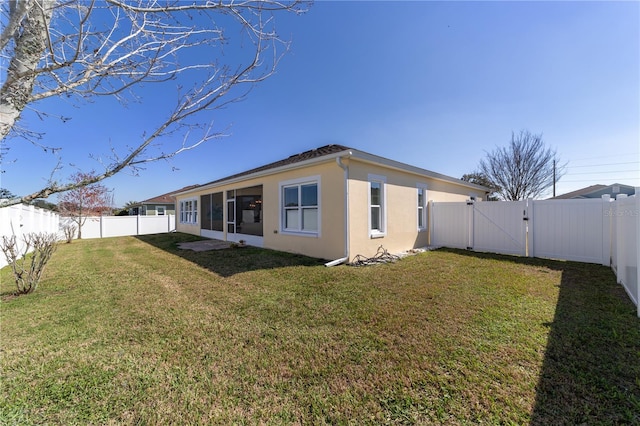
176;156;484;262
346;159;478;260
176;160;347;261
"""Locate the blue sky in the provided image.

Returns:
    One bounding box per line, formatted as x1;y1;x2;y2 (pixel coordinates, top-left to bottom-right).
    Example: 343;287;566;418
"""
2;1;639;206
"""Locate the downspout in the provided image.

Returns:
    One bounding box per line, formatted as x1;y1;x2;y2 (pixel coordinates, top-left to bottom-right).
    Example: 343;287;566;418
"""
325;152;352;267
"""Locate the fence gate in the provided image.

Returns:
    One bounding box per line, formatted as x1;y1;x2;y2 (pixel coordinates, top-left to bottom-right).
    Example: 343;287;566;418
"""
472;200;528;256
430;200;528;255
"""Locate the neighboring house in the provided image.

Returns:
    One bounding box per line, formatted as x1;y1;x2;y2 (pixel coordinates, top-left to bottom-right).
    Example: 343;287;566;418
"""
129;185;199;216
175;144;490;263
550;183;636;200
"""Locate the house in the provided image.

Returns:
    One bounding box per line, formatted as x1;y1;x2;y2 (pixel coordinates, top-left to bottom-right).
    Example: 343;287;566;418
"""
550;183;636;200
129;185;198;216
175;145;490;263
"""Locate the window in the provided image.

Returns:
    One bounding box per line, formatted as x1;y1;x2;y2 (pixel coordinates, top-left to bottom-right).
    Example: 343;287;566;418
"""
156;206;165;216
417;184;427;231
368;174;386;238
180;199;198;224
201;193;224;231
211;192;224;231
280;177;320;235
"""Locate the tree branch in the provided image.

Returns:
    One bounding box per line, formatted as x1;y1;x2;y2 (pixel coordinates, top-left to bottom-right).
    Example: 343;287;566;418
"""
1;0;308;205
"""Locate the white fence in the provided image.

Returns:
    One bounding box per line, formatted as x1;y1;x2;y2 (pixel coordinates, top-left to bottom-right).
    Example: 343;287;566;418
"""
0;209;175;270
0;204;60;269
430;194;640;316
611;196;639;309
61;214;176;239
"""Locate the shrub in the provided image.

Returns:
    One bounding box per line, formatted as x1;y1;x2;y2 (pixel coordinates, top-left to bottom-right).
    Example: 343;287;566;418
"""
1;233;58;294
63;224;77;243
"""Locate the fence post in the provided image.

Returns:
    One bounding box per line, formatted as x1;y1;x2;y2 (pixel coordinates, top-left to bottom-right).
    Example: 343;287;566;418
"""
616;195;627;287
526;199;534;257
137;214;140;236
601;195;612;266
427;201;433;247
635;190;640;318
467;200;474;250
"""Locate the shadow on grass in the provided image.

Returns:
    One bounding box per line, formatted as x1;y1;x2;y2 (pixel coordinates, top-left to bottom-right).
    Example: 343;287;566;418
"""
135;232;326;277
438;248;640;424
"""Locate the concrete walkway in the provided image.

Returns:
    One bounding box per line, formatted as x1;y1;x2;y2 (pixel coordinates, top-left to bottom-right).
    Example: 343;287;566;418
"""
177;239;232;252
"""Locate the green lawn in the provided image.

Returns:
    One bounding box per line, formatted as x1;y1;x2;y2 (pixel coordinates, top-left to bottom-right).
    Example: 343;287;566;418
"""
1;233;638;425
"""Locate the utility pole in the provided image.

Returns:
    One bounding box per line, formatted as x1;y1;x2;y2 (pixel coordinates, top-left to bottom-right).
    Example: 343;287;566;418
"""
553;159;556;197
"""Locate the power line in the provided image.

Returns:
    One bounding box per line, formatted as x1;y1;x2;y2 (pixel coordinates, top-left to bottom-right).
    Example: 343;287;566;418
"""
560;178;640;183
564;169;640;176
568;161;639;169
569;153;640;162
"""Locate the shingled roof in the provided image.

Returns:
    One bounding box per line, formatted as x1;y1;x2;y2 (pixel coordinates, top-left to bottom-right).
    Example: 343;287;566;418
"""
549;184;607;200
550;183;635;199
139;185;200;204
173;143;490;197
201;144;351;187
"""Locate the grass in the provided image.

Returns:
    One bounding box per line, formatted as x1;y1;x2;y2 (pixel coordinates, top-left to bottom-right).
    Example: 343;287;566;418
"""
1;233;638;425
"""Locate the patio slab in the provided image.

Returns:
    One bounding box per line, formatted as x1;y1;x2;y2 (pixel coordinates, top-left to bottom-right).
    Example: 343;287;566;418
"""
177;239;232;252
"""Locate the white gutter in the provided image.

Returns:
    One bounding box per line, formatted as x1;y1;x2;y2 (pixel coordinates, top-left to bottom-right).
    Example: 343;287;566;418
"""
325;152;352;267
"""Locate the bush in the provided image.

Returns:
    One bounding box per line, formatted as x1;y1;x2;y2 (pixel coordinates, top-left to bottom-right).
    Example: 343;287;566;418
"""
1;233;58;294
63;224;77;243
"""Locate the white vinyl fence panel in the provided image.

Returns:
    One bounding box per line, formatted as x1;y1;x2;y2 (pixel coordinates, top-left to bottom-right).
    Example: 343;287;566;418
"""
612;195;639;309
102;216;138;238
60;215;176;240
429;202;471;249
0;204;60;269
1;211;176;270
531;199;611;265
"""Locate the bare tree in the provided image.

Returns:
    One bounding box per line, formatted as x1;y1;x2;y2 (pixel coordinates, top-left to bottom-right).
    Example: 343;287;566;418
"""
58;171;112;239
0;0;307;207
479;130;565;201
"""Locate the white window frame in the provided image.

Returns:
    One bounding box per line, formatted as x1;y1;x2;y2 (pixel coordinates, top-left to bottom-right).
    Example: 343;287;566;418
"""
279;176;321;237
368;174;387;238
156;206;166;216
417;184;428;232
179;198;198;224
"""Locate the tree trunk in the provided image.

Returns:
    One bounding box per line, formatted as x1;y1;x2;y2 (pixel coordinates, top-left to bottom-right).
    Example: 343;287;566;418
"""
0;0;54;139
